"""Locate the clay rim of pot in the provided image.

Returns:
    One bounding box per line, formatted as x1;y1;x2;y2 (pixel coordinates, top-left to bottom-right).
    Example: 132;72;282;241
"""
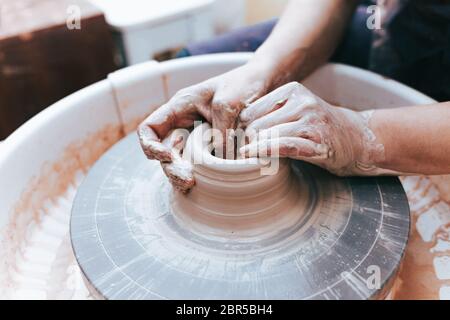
183;122;278;176
174;122;298;225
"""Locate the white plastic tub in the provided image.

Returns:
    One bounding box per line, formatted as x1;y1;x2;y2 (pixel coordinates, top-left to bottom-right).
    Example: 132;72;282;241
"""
89;0;215;65
0;53;448;299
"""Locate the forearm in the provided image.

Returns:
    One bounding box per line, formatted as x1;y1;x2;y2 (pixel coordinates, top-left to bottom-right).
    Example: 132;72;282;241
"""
368;103;450;175
249;0;358;90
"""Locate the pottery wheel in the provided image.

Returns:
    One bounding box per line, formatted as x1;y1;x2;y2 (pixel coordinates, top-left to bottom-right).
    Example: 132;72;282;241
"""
71;131;410;300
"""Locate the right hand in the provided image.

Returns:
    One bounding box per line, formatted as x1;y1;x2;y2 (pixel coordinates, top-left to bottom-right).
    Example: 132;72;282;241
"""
239;82;386;177
138;62;272;193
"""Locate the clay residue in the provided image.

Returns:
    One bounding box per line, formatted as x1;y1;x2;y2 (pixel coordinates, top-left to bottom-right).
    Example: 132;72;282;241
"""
430;175;450;203
12;122;122;217
393;218;446;299
0;123;123;297
392;176;450;300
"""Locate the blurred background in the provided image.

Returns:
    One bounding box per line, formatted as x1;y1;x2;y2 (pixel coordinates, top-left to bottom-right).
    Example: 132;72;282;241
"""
0;0;289;139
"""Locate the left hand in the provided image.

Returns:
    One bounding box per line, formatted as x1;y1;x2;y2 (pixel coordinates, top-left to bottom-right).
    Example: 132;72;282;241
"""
239;82;385;176
138;62;272;193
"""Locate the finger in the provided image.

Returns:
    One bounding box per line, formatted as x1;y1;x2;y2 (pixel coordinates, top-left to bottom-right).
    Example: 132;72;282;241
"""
159;128;195;193
244;99;302;139
138;102;184;162
244;93;320;139
142;103;178;138
211;99;242;157
163;129;190;154
239;82;301;125
240;98;288;127
138;88;210;162
240;137;328;160
256;121;322;144
138;124;173;162
240;82;319;129
162;159;195;193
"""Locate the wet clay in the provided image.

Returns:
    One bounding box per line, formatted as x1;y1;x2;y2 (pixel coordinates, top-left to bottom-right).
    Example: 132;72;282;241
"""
392;176;450;299
430;175;450;203
172;123;306;237
0;123;123;299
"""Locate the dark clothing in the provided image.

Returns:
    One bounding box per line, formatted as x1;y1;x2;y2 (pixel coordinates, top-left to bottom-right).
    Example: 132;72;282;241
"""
179;19;278;56
177;7;373;71
370;0;450;101
177;1;450;102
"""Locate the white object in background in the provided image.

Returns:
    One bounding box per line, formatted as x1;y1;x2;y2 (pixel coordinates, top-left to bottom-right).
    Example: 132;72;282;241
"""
108;60;167;134
212;0;245;33
245;0;288;24
88;0;215;65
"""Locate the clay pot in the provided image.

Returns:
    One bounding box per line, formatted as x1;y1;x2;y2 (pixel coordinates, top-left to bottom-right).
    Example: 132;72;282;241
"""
172;123;308;239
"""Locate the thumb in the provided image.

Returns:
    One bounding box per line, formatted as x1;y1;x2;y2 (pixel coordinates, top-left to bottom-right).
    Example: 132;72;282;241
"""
139;126;195;193
211;100;242;159
240;137;328;160
138;124;173;162
161;129;195;193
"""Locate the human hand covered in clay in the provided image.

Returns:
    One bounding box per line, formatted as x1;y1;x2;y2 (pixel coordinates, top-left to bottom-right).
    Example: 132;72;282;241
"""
239;82;393;176
138;63;270;192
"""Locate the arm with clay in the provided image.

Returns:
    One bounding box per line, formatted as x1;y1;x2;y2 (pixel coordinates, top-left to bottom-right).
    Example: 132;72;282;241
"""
252;0;358;89
239;82;450;176
369;104;450;175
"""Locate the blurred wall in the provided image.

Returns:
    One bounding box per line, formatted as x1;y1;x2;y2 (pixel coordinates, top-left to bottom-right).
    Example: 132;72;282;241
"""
245;0;288;24
213;0;246;33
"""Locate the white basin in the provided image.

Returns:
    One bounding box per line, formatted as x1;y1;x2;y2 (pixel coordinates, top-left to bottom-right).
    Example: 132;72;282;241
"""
1;53;447;299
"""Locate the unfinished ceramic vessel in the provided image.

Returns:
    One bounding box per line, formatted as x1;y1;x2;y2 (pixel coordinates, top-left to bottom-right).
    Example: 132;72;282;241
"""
172;123;307;239
71;122;410;300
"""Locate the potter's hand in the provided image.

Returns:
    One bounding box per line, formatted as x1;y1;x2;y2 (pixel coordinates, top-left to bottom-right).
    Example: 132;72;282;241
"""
138;63;269;192
239;82;389;176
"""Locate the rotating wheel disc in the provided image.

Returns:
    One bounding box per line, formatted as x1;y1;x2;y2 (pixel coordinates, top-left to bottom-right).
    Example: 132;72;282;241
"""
71;134;410;300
